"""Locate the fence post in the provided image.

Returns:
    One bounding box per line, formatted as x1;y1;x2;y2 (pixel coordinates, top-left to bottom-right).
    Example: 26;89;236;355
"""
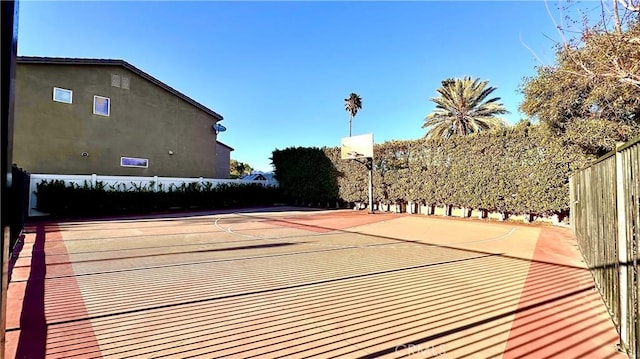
153;176;159;192
569;176;575;234
616;148;629;350
91;173;97;187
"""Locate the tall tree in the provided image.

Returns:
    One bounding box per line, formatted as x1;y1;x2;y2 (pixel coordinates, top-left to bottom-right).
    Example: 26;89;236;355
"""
423;77;508;138
229;159;253;179
344;92;362;137
520;2;640;155
546;0;640;88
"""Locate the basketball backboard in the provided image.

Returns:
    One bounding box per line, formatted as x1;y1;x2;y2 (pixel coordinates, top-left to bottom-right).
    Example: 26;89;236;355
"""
341;133;374;160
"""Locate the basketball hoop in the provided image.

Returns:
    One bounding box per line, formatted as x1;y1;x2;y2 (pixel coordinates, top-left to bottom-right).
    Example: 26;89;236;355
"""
340;134;375;214
346;151;365;160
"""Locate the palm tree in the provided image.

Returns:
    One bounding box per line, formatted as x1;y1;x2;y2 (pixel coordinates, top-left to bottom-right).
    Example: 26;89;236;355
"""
344;92;362;136
423;77;509;138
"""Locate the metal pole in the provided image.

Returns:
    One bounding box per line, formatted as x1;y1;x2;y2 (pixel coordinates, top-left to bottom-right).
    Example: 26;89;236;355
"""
616;147;629;351
368;158;373;214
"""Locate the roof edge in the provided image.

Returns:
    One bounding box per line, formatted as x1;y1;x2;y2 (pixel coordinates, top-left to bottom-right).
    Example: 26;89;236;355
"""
216;141;234;151
17;56;224;121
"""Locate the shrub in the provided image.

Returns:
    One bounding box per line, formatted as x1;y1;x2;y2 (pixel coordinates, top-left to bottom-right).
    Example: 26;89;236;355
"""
273;123;590;216
36;180;282;218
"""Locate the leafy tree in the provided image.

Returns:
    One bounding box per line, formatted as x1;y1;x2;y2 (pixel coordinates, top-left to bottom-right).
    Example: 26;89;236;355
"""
551;0;640;88
229;159;253;179
520;1;640;155
423;77;509;138
344;92;362;136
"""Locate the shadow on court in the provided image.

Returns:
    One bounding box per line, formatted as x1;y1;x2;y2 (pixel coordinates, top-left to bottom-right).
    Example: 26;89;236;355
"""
5;208;625;358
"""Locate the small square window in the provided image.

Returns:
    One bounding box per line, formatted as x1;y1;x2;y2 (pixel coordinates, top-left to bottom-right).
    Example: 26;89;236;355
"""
53;87;72;103
93;95;110;116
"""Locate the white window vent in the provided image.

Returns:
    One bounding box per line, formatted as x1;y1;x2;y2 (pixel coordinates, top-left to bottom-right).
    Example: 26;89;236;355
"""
111;74;121;87
121;76;130;90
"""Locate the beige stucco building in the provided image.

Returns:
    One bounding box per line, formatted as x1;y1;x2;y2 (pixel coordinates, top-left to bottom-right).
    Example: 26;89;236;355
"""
215;141;234;179
13;56;232;178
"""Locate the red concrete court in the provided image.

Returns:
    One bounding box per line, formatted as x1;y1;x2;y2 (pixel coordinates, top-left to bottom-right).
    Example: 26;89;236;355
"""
5;208;626;358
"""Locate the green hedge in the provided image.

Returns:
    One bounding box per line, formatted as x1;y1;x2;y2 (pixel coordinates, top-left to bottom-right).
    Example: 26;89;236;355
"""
36;180;282;217
271;147;339;204
275;123;590;216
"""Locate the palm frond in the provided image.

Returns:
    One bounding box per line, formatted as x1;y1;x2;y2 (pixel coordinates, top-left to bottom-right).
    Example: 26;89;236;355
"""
423;77;510;138
344;93;362;118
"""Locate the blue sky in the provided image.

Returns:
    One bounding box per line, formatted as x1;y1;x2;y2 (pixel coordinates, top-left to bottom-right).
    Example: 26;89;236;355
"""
17;1;599;172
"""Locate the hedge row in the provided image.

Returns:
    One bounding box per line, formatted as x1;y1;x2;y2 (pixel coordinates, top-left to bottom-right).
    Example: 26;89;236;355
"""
271;147;340;203
36;180;282;217
275;123;591;216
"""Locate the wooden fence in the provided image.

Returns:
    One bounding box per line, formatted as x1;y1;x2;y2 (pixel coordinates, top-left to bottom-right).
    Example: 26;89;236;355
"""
570;136;640;358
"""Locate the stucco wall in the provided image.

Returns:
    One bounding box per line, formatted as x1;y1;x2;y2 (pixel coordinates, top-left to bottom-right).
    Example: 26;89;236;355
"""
13;63;220;177
215;142;232;179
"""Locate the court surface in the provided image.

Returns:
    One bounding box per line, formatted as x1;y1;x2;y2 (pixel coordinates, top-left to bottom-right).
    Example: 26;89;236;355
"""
6;208;626;358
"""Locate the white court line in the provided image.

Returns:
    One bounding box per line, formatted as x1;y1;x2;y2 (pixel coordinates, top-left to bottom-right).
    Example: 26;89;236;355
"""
214;217;258;239
213;214;518;249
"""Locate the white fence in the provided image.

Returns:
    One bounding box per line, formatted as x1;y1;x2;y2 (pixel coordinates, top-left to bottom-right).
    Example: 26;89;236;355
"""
28;173;278;217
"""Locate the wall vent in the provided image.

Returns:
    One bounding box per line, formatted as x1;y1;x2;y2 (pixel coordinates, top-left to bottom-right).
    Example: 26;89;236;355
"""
111;74;121;87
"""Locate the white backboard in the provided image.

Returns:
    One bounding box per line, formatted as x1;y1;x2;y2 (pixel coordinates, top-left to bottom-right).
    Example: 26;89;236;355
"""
341;133;374;159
